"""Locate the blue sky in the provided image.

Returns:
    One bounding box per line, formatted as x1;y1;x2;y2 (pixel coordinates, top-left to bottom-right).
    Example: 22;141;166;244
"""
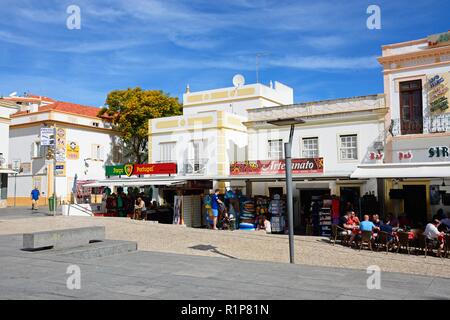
0;0;449;107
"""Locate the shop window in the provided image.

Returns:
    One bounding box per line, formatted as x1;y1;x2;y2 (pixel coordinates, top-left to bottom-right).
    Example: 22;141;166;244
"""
302;137;319;158
339;134;358;160
268;139;283;160
160;142;176;163
400;80;423;135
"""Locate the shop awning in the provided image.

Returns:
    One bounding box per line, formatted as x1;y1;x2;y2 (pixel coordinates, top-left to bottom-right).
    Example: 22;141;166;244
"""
0;169;17;174
351;162;450;179
82;179;185;188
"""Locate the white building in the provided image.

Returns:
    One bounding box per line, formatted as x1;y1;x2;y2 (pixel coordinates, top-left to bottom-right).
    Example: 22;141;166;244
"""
5;95;122;207
353;30;450;224
0;99;19;208
244;94;386;227
148;77;294;197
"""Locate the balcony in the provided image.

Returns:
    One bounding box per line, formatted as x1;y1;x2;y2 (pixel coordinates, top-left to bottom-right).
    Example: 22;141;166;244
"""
182;159;208;175
390;114;450;136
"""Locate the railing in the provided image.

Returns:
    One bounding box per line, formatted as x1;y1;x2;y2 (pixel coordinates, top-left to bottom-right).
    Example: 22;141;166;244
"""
182;159;208;175
390;114;450;136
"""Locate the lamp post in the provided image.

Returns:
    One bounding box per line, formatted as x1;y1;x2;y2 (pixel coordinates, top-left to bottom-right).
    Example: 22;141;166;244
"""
267;117;305;264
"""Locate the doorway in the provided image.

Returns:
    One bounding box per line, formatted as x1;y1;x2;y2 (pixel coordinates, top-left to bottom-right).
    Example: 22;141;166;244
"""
403;185;427;227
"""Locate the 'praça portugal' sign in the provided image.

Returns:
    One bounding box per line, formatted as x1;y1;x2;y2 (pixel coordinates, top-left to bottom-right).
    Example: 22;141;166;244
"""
105;163;177;177
230;158;324;176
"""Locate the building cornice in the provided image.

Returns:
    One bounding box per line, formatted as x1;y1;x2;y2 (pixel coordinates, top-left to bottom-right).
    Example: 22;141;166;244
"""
10;119;119;134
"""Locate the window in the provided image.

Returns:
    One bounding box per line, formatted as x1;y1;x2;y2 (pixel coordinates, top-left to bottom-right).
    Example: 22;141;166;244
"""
160;142;176;163
32;142;44;158
91;144;103;161
339;135;358;160
302;137;319;158
268;139;283;160
400;80;423;135
112;146;122;163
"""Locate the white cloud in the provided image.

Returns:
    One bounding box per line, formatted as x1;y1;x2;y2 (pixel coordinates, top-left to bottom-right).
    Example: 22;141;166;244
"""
269;55;380;70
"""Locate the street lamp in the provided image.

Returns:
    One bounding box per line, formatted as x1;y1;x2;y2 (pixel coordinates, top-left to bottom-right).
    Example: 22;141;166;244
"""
267;117;305;264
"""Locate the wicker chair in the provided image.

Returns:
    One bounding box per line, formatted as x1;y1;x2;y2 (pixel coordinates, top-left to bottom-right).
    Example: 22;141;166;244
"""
396;232;412;255
376;231;393;254
359;230;374;251
416;234;434;258
330;224;349;246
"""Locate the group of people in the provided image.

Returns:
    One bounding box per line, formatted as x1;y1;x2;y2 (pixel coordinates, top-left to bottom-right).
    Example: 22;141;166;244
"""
339;210;450;255
104;187;155;220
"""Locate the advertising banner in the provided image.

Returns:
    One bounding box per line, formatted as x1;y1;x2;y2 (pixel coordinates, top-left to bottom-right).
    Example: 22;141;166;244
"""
55;128;66;162
427;72;450;113
66;141;80;160
40;128;55;146
105;163;177;177
230;158;324;176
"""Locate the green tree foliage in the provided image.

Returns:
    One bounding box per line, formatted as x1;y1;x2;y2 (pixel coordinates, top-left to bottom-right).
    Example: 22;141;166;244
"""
99;87;182;163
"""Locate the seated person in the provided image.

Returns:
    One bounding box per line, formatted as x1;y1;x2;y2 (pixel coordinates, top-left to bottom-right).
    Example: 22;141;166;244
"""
372;214;381;228
424;219;445;255
349;215;379;245
380;217;395;241
386;213;399;228
348;211;360;225
339;211;356;236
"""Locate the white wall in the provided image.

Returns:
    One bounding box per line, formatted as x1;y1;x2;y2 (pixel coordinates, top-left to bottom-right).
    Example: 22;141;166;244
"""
248;120;383;175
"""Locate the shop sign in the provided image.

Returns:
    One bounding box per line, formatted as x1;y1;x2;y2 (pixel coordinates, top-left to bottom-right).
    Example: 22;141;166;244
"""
429;146;449;158
230;158;324;176
55;128;66;162
428;31;450;48
368;151;383;161
398;151;413;161
55;162;66;177
105;163;177;177
427;73;450;113
40;128;55;146
66;141;80;160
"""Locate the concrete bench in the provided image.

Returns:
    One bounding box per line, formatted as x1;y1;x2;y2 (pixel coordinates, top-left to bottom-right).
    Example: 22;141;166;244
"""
23;226;106;250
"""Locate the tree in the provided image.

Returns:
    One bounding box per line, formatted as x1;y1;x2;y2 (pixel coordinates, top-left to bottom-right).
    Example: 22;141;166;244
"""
99;87;182;164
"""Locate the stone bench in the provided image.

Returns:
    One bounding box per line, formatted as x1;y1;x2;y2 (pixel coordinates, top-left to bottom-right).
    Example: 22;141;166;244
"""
23;226;106;250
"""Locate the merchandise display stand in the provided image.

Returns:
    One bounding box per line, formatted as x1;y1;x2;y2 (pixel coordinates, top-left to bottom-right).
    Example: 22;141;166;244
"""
319;199;332;237
269;195;285;234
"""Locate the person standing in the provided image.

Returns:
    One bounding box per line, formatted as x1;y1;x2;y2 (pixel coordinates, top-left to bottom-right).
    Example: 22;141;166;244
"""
31;187;40;210
211;189;223;230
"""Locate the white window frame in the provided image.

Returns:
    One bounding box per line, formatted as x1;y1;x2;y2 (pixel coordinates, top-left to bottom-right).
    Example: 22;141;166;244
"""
268;139;283;160
32;141;44;158
338;134;358;161
91;144;103;161
301;137;319;158
160;142;176;163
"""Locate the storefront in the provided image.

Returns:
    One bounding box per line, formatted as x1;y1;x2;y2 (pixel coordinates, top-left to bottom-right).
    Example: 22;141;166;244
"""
352;162;450;227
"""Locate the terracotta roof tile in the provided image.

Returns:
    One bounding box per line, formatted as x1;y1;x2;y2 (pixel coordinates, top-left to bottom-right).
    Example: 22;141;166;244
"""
12;101;109;119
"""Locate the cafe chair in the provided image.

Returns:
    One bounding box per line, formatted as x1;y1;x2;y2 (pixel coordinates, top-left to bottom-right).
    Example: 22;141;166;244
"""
359;230;374;251
396;232;412;255
330;224;349;246
376;231;393;254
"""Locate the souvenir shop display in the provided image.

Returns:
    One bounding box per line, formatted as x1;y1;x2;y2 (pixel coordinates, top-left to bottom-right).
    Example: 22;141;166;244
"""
254;196;270;231
319;199;332;237
239;198;256;230
269;194;286;234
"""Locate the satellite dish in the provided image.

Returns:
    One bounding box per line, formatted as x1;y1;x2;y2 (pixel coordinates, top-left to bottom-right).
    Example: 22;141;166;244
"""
232;74;245;87
9;92;17;97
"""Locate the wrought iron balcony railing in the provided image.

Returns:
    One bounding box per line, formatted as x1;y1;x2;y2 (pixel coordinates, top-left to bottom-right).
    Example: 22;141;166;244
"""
390;114;450;136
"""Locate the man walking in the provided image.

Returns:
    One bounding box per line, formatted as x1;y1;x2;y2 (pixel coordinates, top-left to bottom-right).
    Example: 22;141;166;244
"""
211;189;223;230
31;187;40;210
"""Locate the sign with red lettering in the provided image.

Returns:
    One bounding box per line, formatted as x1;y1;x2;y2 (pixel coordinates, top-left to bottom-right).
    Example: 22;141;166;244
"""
398;151;413;161
230;158;324;176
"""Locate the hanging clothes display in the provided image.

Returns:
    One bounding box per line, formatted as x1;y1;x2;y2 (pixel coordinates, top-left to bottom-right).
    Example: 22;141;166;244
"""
269;194;285;234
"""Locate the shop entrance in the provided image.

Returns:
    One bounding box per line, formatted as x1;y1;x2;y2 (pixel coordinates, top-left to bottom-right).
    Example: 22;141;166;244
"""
299;189;331;235
339;186;361;215
403;185;427;227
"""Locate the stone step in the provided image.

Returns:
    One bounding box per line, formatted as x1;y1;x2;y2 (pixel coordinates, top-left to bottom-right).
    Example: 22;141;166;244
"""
50;240;138;259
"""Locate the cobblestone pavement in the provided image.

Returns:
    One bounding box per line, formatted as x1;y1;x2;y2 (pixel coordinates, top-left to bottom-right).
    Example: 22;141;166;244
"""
0;211;449;279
